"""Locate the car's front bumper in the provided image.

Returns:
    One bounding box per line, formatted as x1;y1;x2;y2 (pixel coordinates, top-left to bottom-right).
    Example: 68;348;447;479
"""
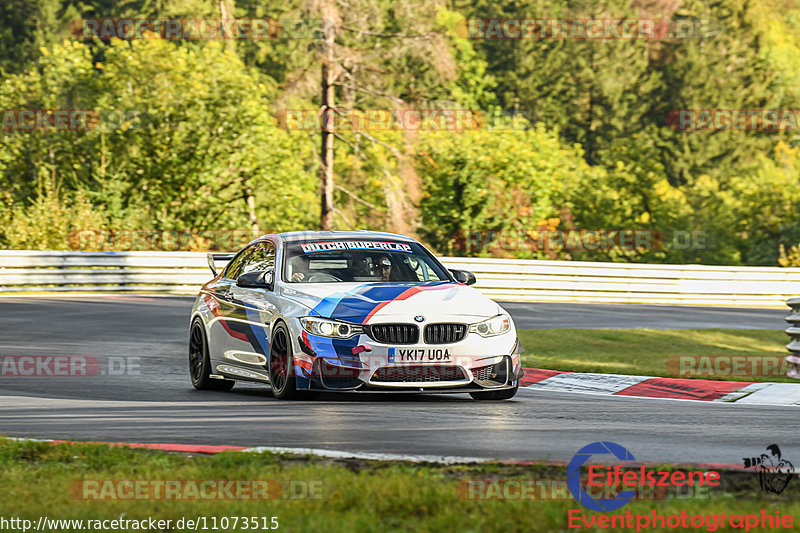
294;329;524;392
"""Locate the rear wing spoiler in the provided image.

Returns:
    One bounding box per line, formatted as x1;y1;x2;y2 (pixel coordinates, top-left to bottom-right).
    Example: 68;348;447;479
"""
207;253;236;276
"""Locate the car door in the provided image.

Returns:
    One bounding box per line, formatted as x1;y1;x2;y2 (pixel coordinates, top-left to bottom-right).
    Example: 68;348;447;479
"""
207;243;255;369
230;239;279;327
223;240;279;373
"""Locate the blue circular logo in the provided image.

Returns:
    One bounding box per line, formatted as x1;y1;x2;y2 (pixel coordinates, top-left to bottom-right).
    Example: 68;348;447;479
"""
414;316;425;322
567;441;636;512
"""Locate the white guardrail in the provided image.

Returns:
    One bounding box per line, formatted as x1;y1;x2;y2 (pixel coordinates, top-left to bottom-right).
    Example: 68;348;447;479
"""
1;250;799;306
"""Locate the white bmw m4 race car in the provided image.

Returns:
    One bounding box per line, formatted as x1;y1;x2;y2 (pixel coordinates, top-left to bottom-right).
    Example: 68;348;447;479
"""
189;231;524;400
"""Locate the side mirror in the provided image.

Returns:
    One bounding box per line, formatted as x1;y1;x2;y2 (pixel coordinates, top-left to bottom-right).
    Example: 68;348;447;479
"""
237;269;274;290
449;269;477;286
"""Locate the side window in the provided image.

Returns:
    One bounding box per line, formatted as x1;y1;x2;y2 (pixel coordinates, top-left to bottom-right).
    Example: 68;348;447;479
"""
223;247;253;280
242;241;276;274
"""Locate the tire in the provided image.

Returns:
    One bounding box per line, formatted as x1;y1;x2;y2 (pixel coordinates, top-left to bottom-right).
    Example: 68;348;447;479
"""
189;318;235;391
268;322;301;399
469;381;519;401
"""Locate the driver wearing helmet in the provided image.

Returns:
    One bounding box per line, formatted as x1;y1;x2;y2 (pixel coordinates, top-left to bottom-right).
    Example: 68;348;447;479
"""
290;255;310;282
375;255;393;282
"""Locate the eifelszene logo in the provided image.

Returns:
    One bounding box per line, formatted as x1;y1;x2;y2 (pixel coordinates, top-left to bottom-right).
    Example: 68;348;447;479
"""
568;441;638;512
567;441;721;512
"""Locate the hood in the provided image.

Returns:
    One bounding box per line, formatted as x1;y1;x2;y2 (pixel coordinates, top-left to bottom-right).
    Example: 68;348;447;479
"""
279;282;501;323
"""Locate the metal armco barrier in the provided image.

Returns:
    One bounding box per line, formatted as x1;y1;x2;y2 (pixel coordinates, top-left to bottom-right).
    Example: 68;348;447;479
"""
442;257;800;306
1;250;800;307
0;251;208;295
786;298;800;378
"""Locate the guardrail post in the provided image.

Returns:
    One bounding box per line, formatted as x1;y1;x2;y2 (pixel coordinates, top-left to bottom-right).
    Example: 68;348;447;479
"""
786;298;800;378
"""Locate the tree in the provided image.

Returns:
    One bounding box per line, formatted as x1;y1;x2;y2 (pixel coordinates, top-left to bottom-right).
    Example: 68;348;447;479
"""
416;118;606;258
0;37;317;249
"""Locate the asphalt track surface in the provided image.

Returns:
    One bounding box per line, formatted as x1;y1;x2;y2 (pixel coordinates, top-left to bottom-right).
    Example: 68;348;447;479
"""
0;296;796;465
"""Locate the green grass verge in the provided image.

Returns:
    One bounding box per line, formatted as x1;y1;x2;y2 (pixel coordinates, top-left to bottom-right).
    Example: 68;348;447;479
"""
518;328;793;382
0;439;797;532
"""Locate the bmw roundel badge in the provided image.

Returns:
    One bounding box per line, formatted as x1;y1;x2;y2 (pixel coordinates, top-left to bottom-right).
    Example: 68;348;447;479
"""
414;315;425;323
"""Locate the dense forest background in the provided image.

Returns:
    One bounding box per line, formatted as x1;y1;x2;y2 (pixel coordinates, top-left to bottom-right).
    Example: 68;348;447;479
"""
2;0;800;265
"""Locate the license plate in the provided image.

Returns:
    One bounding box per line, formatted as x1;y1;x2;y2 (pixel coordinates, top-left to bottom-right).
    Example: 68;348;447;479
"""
388;348;453;362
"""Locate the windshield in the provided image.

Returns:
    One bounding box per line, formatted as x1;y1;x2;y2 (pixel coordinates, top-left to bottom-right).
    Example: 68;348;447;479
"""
282;239;451;283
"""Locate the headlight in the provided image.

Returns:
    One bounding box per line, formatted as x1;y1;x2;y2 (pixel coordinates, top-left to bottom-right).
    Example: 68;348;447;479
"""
469;314;511;337
300;317;363;339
